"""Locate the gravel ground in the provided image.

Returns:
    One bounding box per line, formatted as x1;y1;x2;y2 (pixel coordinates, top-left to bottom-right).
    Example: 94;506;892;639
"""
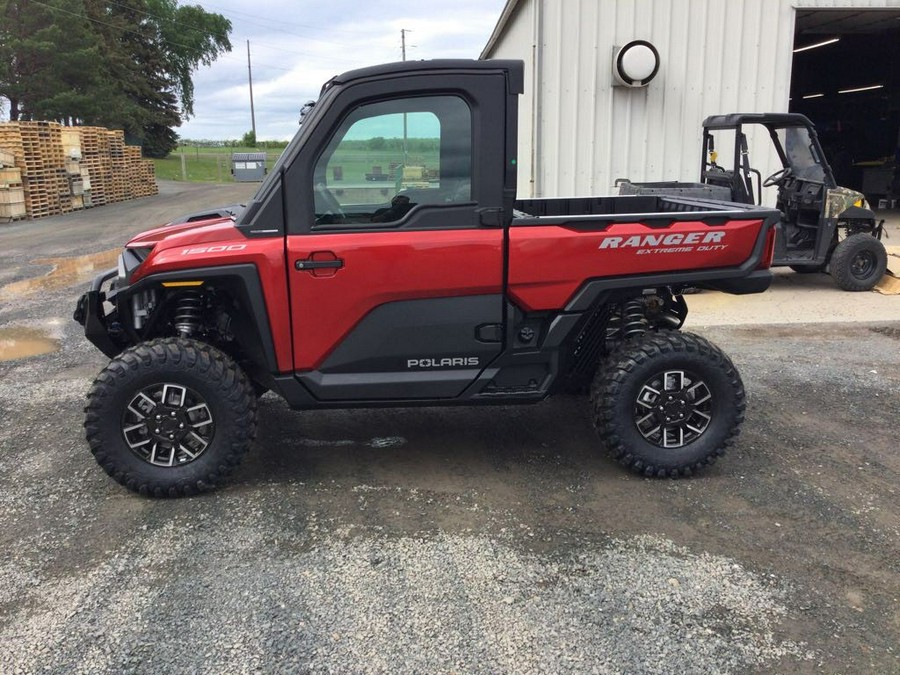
0;185;897;674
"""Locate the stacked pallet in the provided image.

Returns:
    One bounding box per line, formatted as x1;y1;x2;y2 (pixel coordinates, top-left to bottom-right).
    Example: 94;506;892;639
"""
0;146;26;222
60;127;84;210
0;121;158;221
79;126;109;207
80;167;93;208
133;159;159;198
107;129;127;203
21;121;63;218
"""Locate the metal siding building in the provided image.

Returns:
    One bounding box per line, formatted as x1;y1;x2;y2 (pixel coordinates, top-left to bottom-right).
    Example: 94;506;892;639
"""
482;0;900;199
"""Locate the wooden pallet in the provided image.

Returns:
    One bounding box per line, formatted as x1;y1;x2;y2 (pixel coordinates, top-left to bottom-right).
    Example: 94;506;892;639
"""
0;122;158;218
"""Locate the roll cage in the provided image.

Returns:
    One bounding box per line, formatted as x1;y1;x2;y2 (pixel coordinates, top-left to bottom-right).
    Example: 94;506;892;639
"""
700;113;837;206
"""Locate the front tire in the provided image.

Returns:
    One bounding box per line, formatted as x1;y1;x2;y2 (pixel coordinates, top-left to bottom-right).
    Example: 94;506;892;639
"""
84;338;257;497
830;234;887;291
590;332;745;477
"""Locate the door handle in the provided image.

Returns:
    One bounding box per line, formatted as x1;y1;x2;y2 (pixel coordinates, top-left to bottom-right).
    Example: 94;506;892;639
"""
295;251;344;277
295;258;343;270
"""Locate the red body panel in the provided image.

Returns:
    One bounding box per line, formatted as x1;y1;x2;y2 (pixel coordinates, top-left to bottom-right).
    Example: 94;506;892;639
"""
287;229;503;370
128;222;294;373
508;219;765;311
126;217;233;247
122;214;768;376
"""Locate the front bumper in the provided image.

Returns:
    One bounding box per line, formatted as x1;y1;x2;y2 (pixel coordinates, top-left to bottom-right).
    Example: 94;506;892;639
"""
74;267;122;358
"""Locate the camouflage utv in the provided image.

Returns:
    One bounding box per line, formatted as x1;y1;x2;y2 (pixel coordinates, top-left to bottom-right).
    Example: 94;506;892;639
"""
618;113;887;291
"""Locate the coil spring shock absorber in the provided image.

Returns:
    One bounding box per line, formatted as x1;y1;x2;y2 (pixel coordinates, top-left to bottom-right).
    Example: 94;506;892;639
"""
173;291;204;338
621;298;648;340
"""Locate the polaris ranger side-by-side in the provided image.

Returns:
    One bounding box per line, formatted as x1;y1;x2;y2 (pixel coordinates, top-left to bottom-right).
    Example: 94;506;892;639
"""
75;60;780;496
618;113;887;291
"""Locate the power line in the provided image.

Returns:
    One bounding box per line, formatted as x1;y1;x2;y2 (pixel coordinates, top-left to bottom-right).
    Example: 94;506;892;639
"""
29;0;207;55
196;1;373;37
247;40;358;64
104;0;362;50
102;0;229;42
217;52;341;72
28;1;333;74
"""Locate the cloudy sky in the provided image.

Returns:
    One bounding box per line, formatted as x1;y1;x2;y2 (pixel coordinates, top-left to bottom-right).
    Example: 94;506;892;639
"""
180;0;508;141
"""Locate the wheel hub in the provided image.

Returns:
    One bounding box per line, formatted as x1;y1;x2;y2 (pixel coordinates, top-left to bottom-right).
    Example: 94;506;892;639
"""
150;408;189;442
634;370;713;449
661;397;689;423
121;383;214;467
851;251;876;279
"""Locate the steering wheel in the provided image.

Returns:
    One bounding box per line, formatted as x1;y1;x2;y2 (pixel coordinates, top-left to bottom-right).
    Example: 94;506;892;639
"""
763;166;793;188
314;182;346;224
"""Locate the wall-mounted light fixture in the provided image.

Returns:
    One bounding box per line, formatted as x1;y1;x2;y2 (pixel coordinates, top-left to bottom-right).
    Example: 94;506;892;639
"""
612;40;660;88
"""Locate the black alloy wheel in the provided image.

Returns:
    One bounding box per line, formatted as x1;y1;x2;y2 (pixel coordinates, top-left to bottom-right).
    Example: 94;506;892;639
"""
85;338;257;497
633;369;712;449
122;383;215;467
591;331;745;477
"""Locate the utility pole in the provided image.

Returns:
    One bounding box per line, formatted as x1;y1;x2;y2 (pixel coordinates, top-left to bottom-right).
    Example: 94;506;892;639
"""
401;29;410;164
247;40;257;143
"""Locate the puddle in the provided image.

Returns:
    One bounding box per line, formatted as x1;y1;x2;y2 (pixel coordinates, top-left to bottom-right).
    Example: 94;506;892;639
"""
0;326;59;362
0;249;119;301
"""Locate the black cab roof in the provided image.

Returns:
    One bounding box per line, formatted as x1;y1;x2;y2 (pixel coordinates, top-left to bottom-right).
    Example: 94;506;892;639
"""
326;59;525;95
703;113;814;129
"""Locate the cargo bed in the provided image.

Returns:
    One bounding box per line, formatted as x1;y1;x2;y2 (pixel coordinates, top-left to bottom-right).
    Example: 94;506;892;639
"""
506;195;781;312
512;194;774;224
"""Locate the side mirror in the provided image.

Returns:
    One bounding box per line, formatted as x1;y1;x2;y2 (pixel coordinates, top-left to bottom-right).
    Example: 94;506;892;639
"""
299;100;316;125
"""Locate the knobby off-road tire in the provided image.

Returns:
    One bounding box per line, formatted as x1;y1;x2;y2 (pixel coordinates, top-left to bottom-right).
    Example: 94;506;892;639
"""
830;234;887;292
84;338;258;497
590;331;745;477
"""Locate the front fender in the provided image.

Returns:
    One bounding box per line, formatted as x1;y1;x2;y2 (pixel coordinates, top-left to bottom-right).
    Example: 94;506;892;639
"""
115;265;281;376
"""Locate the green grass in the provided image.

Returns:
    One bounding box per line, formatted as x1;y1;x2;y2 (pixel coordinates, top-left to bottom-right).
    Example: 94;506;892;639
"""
327;149;439;185
152;146;284;183
153;145;441;184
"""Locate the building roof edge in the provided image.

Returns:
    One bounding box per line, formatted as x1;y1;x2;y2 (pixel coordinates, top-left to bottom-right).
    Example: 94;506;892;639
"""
480;0;523;60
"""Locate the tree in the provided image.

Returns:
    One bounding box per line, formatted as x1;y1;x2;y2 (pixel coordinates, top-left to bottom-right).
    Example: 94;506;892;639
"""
240;129;256;147
83;0;181;156
147;0;231;118
0;0;116;122
0;0;231;157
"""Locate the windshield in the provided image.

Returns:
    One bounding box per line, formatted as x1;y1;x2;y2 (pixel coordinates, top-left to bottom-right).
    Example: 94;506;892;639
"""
776;127;826;183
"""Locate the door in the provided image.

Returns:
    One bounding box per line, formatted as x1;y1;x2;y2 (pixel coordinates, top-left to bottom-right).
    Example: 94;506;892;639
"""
286;89;507;401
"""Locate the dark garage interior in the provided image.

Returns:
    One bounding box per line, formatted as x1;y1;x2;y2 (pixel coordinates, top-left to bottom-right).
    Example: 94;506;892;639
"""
790;9;900;205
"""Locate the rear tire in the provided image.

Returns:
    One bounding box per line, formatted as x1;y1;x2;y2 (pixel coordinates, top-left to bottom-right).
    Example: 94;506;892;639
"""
84;338;257;497
590;332;745;477
830;234;887;291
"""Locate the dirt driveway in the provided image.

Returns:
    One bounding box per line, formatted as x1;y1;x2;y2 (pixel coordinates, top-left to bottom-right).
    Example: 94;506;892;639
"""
0;184;897;673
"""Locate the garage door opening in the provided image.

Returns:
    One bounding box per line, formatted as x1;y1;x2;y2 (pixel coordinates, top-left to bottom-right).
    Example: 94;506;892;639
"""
790;9;900;207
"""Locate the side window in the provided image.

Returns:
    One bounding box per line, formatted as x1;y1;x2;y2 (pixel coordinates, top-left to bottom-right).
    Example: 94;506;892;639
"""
312;95;472;226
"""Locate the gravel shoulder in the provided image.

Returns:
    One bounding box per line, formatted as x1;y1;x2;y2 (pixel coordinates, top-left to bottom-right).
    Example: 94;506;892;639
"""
0;186;897;674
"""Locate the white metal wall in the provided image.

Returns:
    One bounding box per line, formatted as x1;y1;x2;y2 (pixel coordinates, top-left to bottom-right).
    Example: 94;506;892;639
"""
485;0;900;199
